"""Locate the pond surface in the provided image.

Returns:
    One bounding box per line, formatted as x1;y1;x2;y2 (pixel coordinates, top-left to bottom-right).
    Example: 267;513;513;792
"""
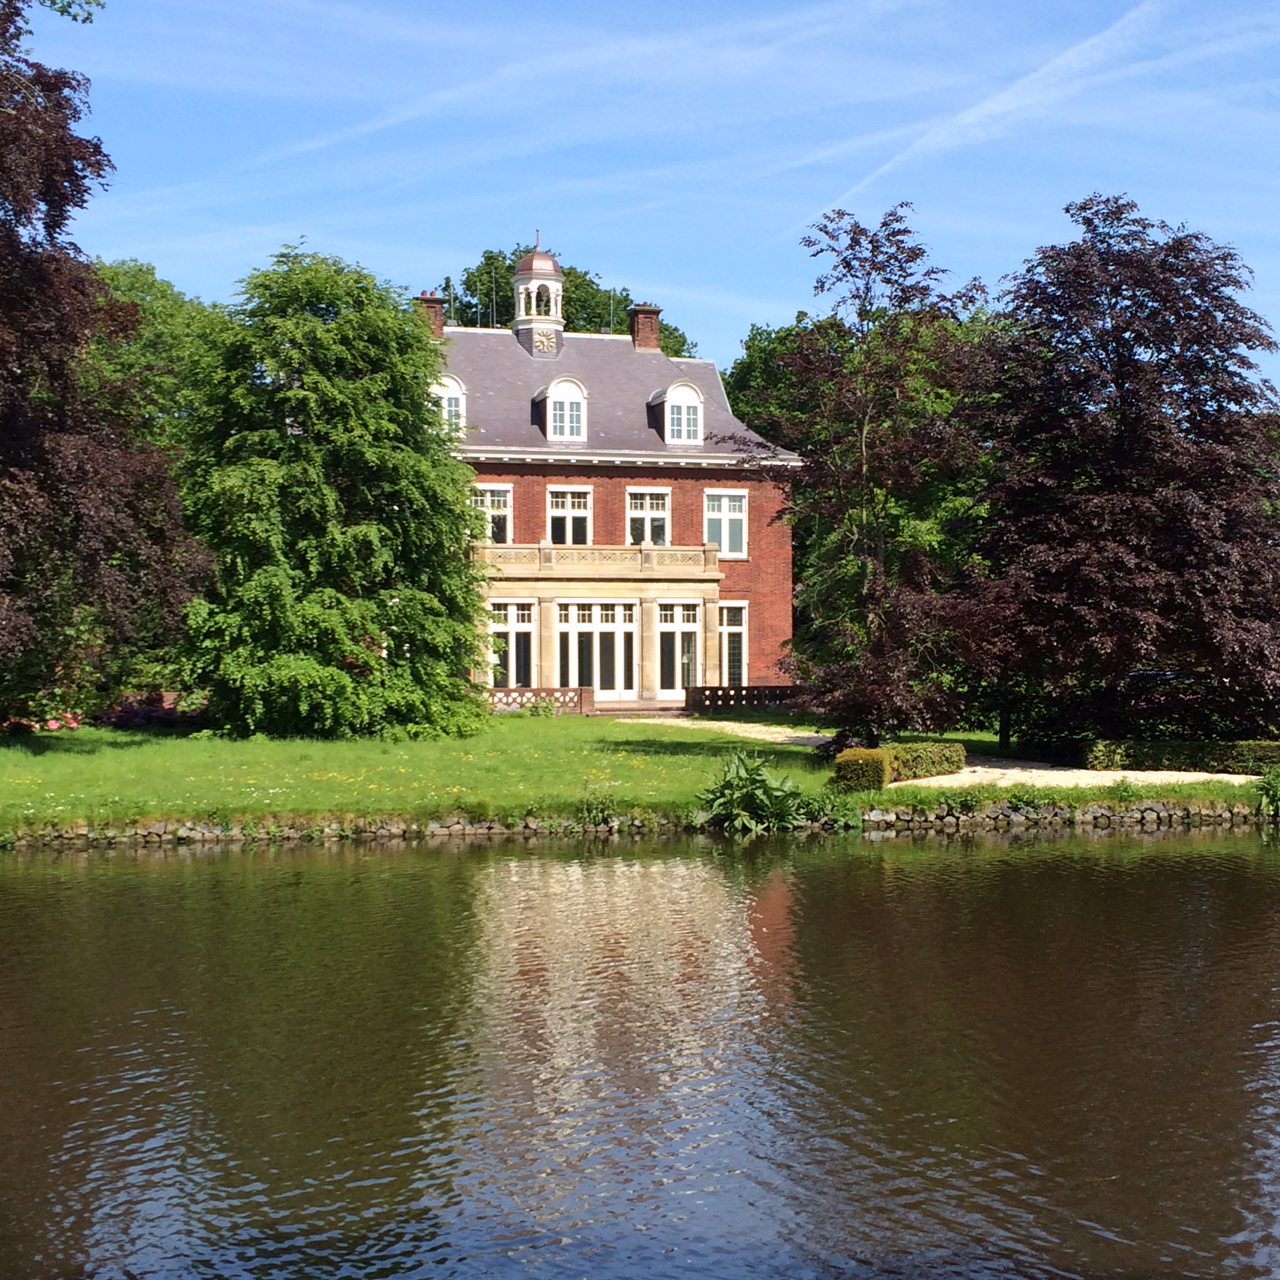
4;832;1280;1279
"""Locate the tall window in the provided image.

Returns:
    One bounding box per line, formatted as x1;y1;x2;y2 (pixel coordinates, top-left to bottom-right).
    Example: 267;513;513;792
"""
549;489;591;545
704;491;747;558
471;487;511;543
628;491;668;545
658;602;699;692
718;605;747;686
490;601;535;689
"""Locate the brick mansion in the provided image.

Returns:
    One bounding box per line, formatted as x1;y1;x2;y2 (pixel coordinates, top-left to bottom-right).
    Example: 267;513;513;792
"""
418;247;797;710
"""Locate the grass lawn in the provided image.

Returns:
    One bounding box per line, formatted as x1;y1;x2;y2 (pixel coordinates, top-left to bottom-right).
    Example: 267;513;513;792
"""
0;716;833;831
0;716;1264;836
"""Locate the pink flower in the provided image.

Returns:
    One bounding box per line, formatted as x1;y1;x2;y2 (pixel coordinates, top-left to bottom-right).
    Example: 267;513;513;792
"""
45;718;61;731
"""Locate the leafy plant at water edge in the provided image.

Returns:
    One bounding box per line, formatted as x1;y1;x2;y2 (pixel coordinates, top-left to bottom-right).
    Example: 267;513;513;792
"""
1107;777;1141;807
699;752;808;837
1259;767;1280;820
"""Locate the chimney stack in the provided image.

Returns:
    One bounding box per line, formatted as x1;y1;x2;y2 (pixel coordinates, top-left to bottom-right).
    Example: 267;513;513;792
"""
416;290;446;339
627;302;662;351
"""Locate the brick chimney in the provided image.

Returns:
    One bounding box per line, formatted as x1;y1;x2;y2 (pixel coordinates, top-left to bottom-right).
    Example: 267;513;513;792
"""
416;289;446;339
627;302;662;350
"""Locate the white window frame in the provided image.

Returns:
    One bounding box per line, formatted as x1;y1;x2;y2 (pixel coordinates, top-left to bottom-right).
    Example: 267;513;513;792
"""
487;597;538;689
625;485;671;546
717;601;748;687
540;378;588;443
546;486;594;546
432;375;467;433
651;380;704;446
470;484;513;544
656;597;702;693
704;488;748;559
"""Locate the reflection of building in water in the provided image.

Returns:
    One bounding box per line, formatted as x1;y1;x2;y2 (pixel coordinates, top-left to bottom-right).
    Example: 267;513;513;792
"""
450;857;797;1235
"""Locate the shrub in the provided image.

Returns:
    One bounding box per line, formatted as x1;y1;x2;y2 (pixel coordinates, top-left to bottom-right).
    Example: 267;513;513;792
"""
831;740;967;791
832;748;893;791
888;740;966;781
698;752;808;837
1259;767;1280;820
1086;739;1280;773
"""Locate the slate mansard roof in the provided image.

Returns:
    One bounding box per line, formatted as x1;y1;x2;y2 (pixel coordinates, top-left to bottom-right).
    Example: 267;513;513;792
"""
441;327;796;469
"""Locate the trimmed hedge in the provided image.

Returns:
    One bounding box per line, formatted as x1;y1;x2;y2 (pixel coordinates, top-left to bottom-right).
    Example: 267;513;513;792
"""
832;740;967;791
832;748;894;791
1087;739;1280;773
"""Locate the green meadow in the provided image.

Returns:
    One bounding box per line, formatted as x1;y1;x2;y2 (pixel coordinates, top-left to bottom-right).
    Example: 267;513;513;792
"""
0;716;1263;836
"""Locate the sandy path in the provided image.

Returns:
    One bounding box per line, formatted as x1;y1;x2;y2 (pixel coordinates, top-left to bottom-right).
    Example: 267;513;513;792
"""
625;717;829;747
626;720;1258;787
890;756;1258;788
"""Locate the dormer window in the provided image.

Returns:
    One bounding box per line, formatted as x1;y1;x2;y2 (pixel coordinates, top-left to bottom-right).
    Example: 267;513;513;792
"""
432;375;467;432
536;378;588;443
650;381;704;446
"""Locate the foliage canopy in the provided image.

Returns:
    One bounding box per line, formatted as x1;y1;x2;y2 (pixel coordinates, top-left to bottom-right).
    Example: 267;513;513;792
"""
181;249;487;738
0;0;204;722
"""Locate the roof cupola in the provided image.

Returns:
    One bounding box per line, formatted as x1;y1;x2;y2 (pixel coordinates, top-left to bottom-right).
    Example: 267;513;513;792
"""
512;232;565;357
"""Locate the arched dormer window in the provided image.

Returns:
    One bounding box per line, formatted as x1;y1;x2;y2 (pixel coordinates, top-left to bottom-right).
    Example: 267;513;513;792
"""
432;375;467;432
535;378;588;442
649;380;704;445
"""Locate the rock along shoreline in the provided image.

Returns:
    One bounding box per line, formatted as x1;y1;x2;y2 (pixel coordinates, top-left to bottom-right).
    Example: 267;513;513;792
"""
1;796;1275;850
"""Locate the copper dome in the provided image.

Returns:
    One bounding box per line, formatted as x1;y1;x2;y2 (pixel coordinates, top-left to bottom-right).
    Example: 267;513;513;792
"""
514;248;563;278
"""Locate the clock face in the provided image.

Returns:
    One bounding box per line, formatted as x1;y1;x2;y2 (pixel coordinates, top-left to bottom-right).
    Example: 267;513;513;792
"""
533;328;557;353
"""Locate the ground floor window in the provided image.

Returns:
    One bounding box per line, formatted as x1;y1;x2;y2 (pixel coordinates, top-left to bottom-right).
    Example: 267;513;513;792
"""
489;601;535;688
556;601;637;697
718;604;747;686
658;602;700;692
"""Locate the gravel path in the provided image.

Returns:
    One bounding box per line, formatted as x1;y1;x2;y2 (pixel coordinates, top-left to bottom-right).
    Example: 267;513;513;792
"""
628;720;1258;787
625;717;829;747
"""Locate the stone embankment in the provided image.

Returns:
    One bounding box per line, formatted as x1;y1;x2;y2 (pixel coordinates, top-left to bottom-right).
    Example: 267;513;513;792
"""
4;797;1274;848
861;799;1265;835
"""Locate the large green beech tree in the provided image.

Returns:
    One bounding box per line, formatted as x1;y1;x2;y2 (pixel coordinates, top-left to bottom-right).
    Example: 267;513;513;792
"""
181;249;487;738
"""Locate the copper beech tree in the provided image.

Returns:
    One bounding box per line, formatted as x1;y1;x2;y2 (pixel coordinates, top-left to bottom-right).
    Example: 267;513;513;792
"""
0;0;204;720
970;195;1280;743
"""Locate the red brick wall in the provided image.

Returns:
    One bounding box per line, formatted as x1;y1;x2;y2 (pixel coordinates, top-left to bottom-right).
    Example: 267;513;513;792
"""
471;463;793;684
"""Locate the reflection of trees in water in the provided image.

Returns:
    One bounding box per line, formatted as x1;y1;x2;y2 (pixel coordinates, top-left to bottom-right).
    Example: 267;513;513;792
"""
777;845;1280;1278
0;851;484;1278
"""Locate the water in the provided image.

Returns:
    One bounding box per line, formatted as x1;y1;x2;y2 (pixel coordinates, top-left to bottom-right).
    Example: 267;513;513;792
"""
3;832;1280;1279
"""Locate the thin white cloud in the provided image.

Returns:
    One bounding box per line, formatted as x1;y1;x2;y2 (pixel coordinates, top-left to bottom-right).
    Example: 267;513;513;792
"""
797;0;1169;226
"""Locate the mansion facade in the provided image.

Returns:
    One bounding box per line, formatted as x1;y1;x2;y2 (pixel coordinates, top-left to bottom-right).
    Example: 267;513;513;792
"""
420;247;797;708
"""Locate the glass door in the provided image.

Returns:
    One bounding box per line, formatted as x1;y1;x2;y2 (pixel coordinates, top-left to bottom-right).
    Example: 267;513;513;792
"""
556;602;638;701
658;603;700;696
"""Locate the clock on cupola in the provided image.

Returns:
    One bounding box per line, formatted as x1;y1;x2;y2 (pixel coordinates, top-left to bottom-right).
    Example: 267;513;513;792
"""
511;233;565;358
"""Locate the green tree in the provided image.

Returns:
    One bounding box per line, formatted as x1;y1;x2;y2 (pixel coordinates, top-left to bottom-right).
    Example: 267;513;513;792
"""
725;206;992;745
180;248;487;738
79;259;217;448
439;244;696;357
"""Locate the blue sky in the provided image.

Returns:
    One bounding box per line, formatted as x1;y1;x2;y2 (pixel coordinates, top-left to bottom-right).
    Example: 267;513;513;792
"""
29;0;1280;372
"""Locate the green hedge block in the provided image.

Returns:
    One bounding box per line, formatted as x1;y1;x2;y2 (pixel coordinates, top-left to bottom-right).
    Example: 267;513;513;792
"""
833;748;893;791
1086;739;1280;773
889;740;967;781
832;741;967;791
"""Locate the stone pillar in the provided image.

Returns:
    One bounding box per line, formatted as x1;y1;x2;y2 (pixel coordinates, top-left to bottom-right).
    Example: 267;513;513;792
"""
702;594;720;687
537;596;558;689
639;599;660;701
